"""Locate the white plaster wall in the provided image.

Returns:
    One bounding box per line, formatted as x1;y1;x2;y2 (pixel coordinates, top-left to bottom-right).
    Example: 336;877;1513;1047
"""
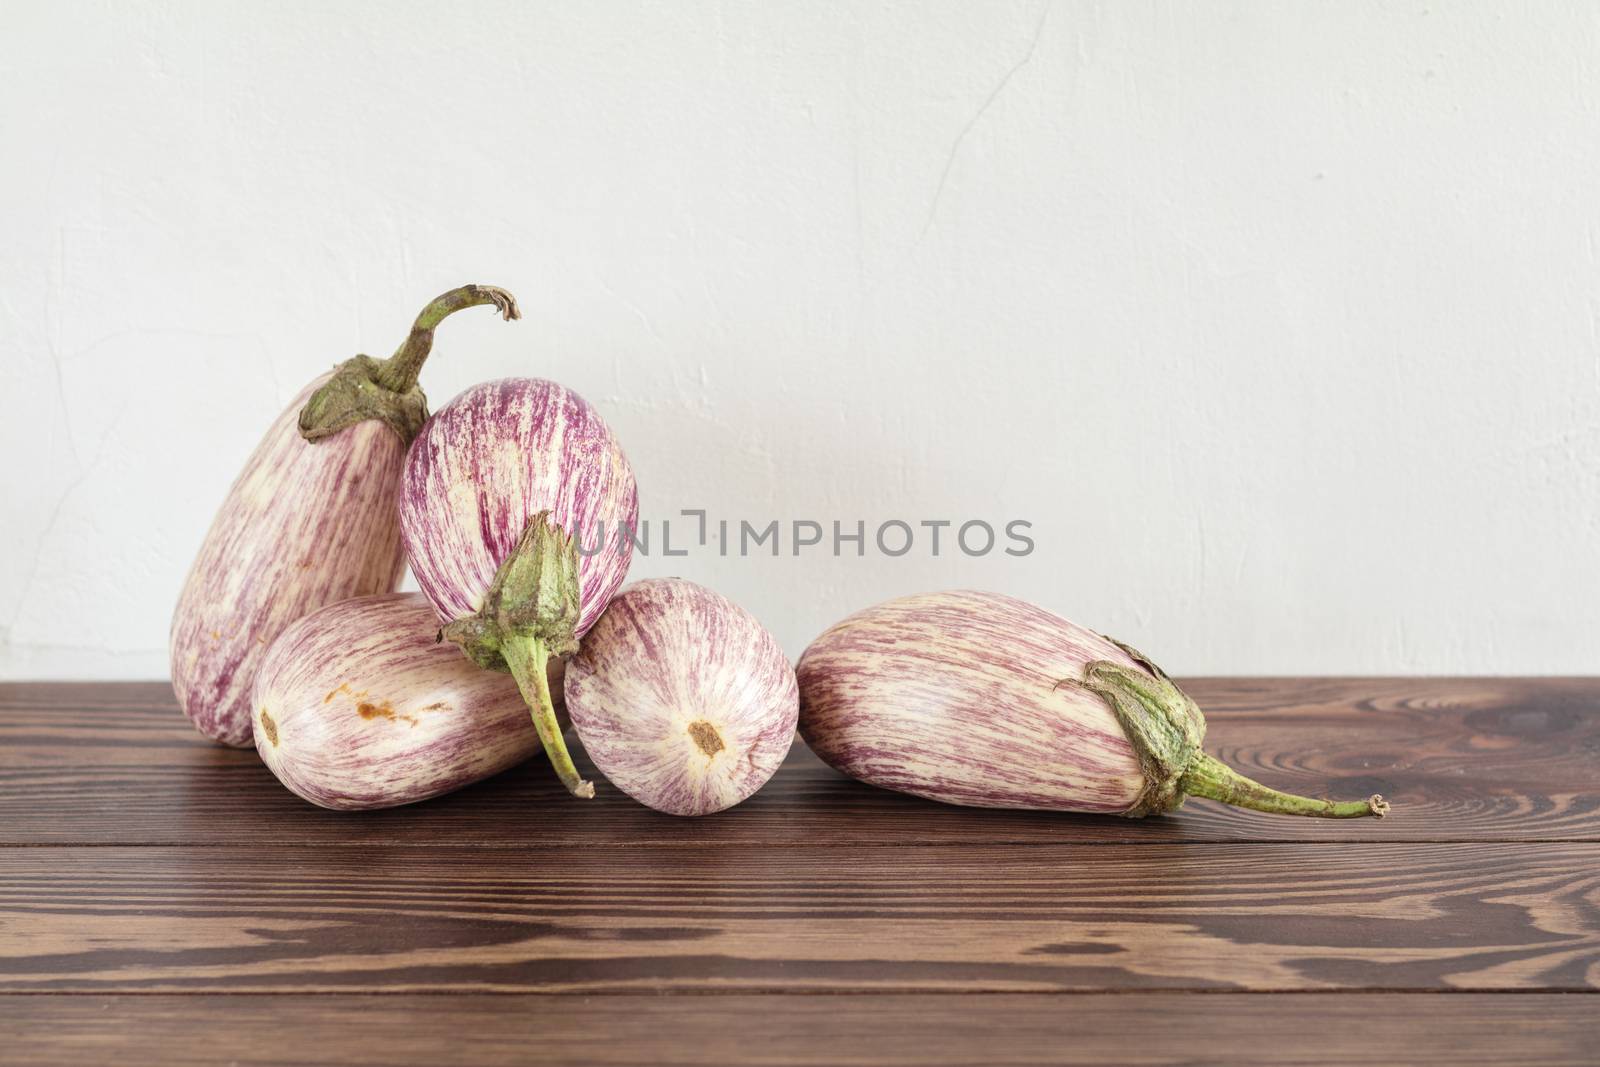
2;1;1598;679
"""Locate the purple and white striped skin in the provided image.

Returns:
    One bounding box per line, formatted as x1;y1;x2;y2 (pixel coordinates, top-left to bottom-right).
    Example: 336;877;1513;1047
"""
399;377;639;797
170;376;406;747
798;590;1144;813
565;579;798;816
400;378;638;640
253;593;556;811
799;590;1389;820
170;284;520;748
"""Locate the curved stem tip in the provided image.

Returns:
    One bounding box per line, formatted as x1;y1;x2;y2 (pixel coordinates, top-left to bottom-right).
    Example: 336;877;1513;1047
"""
374;285;522;394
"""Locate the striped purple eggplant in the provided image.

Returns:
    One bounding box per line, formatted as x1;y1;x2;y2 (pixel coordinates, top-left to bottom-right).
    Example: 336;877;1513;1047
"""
253;593;559;810
171;285;520;746
400;377;639;798
798;590;1388;819
565;579;798;816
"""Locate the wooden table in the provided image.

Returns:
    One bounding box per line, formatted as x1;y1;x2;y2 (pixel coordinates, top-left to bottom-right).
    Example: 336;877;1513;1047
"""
1;679;1597;1065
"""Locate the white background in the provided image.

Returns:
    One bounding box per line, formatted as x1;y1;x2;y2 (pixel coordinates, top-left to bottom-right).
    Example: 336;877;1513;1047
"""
3;1;1598;680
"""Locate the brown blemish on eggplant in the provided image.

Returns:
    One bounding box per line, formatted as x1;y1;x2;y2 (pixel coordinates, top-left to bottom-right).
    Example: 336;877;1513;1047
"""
687;720;725;757
259;708;278;747
422;702;449;712
357;701;418;727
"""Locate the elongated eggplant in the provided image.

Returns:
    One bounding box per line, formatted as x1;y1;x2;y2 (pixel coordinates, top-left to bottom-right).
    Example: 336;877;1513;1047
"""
170;286;519;746
401;378;639;798
565;579;798;816
797;590;1388;819
253;592;560;810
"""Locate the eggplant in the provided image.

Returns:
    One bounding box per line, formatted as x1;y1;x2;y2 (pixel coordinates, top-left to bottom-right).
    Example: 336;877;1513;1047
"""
170;285;519;746
565;579;798;816
253;592;560;810
400;378;639;797
797;590;1388;819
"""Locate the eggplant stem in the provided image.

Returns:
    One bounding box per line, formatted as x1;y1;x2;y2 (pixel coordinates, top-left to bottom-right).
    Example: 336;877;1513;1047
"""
374;285;522;394
1181;753;1387;819
298;284;520;444
501;632;594;799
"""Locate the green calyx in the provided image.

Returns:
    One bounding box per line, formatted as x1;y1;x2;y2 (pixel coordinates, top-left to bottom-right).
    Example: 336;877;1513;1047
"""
298;284;520;445
1072;638;1389;820
298;354;429;444
441;511;594;799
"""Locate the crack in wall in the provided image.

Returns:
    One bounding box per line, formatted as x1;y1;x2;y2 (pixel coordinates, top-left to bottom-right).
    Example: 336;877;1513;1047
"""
918;1;1053;242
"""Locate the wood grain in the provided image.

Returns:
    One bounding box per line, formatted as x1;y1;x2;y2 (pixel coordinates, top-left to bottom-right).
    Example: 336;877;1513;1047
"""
2;842;1597;993
2;678;1596;845
4;680;1597;1064
3;994;1597;1066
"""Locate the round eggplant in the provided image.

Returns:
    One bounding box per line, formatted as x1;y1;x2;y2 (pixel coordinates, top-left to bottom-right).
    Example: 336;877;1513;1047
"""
565;579;797;816
400;377;639;798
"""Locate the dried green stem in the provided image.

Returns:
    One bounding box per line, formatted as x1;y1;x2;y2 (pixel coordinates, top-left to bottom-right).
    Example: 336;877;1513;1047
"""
439;511;594;799
502;633;593;799
1180;753;1388;819
1076;637;1389;820
299;284;520;444
373;285;520;394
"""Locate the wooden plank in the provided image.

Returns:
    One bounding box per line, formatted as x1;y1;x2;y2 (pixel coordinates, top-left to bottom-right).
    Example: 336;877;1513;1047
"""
1;993;1596;1067
2;842;1596;993
2;679;1597;845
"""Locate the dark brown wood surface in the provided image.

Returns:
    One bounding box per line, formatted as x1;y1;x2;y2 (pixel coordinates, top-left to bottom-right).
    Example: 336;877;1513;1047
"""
3;994;1596;1066
2;680;1597;1064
